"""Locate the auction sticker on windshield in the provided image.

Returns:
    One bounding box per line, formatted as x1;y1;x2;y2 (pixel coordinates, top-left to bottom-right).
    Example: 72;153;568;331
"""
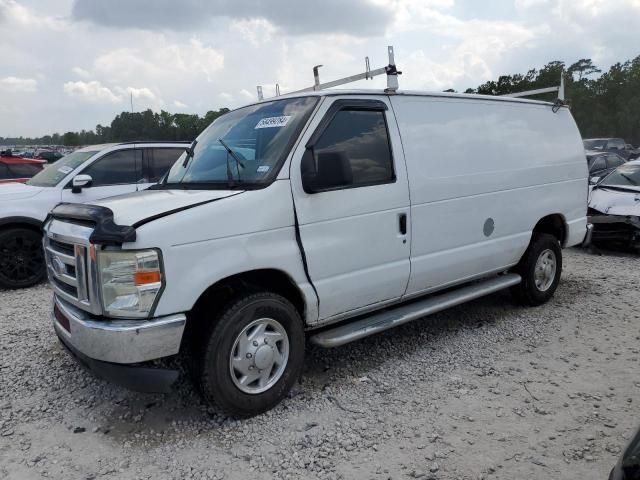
255;116;291;129
57;166;73;174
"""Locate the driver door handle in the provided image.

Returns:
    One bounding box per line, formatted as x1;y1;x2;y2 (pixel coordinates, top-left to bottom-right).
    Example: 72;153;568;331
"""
399;213;407;235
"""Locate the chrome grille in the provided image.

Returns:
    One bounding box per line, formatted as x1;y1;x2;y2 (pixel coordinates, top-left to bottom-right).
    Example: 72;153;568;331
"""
44;219;101;315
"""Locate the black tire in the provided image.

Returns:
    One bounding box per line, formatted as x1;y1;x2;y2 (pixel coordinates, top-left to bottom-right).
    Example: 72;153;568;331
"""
510;233;562;306
197;292;304;417
0;227;45;289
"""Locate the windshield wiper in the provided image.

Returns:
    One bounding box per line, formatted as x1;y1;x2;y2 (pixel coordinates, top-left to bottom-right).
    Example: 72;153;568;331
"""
596;184;640;193
218;138;245;185
182;139;198;168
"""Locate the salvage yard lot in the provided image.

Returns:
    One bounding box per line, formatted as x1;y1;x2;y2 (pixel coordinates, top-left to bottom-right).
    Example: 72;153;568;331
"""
0;248;638;480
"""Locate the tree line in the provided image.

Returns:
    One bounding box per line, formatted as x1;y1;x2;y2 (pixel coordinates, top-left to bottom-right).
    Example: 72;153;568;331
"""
0;108;229;147
2;56;639;146
461;56;640;145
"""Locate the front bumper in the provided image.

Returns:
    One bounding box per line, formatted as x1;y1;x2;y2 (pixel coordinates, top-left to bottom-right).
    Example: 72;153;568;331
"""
52;295;186;392
53;295;186;364
588;214;640;248
57;332;180;393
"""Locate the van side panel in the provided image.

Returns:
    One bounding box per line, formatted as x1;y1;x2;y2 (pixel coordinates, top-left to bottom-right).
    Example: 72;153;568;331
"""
389;95;587;297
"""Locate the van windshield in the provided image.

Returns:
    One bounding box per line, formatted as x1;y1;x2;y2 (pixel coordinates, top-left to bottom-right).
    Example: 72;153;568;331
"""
162;96;318;189
27;150;97;187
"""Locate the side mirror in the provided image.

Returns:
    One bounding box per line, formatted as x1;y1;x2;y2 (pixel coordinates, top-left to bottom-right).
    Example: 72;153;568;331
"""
589;176;600;185
71;174;92;193
301;149;352;193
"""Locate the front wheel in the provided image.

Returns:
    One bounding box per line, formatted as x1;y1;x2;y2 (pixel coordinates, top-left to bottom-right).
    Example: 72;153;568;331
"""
197;292;304;417
0;228;46;289
511;233;562;306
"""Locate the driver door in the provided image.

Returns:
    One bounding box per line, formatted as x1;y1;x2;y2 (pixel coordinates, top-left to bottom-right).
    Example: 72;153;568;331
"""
61;149;141;203
291;97;411;322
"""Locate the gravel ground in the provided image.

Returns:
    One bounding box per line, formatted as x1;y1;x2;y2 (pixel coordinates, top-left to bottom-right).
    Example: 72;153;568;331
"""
1;247;639;480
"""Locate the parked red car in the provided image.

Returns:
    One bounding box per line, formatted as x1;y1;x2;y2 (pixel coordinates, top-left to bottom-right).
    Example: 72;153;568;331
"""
0;153;46;184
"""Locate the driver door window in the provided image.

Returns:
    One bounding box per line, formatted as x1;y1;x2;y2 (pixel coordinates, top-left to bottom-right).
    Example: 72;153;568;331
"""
81;149;142;186
61;149;141;203
303;109;395;192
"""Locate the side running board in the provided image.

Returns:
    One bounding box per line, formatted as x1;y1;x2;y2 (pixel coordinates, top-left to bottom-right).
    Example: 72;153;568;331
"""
310;273;521;348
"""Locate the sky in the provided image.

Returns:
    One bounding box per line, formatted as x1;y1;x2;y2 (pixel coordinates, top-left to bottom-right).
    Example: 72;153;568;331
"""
0;0;639;137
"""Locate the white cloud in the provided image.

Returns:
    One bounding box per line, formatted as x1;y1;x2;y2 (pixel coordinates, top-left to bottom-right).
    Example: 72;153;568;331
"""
72;67;91;78
0;76;38;93
63;80;165;109
94;38;224;84
63;80;121;104
1;0;639;137
123;86;158;102
230;18;277;47
239;89;256;101
515;0;551;8
0;0;65;30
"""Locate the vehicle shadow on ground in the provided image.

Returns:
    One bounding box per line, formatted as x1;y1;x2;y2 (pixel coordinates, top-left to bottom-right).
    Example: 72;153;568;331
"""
580;244;639;258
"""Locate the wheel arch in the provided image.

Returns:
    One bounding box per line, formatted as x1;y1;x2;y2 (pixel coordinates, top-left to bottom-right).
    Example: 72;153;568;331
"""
532;214;568;247
0;216;43;233
184;268;308;346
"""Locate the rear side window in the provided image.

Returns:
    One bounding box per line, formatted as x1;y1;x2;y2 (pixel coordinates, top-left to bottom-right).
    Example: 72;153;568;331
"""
310;109;394;190
144;148;184;183
81;149;142;187
606;154;625;169
8;163;43;178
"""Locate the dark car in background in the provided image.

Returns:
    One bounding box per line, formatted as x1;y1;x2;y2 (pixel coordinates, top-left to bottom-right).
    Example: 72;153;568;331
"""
0;155;46;184
584;138;639;160
587;150;626;181
34;149;64;163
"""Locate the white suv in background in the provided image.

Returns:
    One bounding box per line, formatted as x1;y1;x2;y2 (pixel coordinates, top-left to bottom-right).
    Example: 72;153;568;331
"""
0;142;187;289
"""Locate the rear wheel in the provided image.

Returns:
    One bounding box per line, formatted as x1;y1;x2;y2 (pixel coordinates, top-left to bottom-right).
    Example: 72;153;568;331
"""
0;228;45;289
511;233;562;306
197;292;304;417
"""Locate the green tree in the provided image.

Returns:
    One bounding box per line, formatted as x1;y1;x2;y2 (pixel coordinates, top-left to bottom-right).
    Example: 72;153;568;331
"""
568;59;601;80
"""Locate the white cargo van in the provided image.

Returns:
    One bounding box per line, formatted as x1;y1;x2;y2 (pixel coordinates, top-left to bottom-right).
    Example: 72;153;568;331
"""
44;88;587;416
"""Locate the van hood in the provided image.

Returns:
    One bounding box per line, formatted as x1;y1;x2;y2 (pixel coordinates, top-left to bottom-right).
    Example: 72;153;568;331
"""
92;188;244;226
589;186;640;216
0;182;44;201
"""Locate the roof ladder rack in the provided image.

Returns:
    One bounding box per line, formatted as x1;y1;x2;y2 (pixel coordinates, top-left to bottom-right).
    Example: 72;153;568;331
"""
256;45;401;100
501;71;565;102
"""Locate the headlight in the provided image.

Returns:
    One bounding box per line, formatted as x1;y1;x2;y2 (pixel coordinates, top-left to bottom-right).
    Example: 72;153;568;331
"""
97;249;163;318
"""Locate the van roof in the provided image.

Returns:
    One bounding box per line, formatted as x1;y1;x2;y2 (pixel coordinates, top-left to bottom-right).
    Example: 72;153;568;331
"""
255;88;562;108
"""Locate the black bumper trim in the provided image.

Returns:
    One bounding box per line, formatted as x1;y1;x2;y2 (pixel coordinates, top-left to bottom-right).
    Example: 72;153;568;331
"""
57;332;179;393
